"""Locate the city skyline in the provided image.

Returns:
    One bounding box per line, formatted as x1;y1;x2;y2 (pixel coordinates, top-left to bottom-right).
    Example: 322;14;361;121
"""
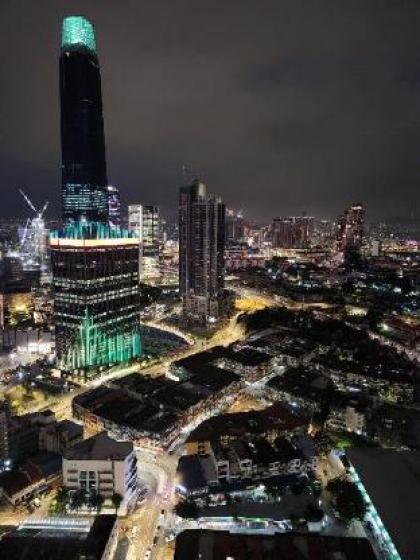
0;1;420;222
0;9;419;560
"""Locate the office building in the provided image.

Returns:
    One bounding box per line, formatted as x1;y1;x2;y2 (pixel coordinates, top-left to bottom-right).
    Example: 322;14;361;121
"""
142;205;161;281
179;180;226;322
52;17;141;377
51;223;141;377
106;185;121;226
128;204;161;282
60;16;108;223
272;216;314;249
128;204;142;238
63;431;137;512
336;203;364;252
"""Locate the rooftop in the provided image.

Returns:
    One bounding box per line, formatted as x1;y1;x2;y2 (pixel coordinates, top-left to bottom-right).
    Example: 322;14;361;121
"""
187;403;308;443
225;347;272;367
61;16;96;53
74;367;240;442
64;431;132;462
0;471;34;497
174;530;376;560
347;448;420;560
0;515;117;560
178;455;207;491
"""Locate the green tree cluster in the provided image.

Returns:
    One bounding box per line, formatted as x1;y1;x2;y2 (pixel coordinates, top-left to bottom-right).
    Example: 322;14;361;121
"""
327;478;366;522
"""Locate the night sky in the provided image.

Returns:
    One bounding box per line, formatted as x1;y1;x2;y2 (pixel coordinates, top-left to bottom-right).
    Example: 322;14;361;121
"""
0;0;419;222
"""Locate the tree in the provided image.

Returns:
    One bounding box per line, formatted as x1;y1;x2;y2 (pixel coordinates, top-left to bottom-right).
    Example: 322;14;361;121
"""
88;490;105;513
327;478;366;523
366;307;384;332
291;482;305;496
174;500;199;519
54;486;69;515
305;504;324;523
314;431;334;457
111;492;123;514
70;489;86;512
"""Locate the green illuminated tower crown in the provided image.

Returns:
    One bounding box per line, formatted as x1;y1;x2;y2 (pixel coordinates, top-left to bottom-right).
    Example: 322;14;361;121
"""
62;15;96;53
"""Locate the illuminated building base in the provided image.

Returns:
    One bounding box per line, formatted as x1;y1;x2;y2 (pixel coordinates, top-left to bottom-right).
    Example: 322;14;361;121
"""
58;309;141;372
51;222;141;377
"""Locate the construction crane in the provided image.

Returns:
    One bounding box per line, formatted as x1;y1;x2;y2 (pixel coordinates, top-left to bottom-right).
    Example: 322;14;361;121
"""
19;189;49;219
19;218;31;248
18;189;49;254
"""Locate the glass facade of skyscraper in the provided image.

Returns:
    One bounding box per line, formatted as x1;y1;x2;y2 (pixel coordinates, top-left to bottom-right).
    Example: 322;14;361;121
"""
60;16;108;223
52;17;141;377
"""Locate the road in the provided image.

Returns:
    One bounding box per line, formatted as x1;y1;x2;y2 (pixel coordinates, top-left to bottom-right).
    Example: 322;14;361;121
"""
122;449;179;560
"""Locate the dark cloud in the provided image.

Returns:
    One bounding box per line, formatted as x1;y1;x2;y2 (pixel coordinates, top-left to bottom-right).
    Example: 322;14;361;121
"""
0;0;419;222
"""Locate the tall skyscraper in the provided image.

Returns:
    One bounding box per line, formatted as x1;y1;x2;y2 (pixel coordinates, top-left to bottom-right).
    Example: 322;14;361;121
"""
52;17;141;378
179;180;226;322
336;203;364;253
142;205;160;281
60;16;108;223
128;205;161;282
272;216;314;249
142;206;160;256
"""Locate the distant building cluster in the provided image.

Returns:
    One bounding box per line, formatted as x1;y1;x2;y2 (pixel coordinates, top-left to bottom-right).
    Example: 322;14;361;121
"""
272;216;314;250
336;203;364;253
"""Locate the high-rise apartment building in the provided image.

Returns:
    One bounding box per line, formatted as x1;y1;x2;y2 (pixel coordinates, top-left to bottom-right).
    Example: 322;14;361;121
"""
336;203;364;252
128;205;161;282
272;216;314;249
60;16;108;223
179;180;226;322
52;17;141;377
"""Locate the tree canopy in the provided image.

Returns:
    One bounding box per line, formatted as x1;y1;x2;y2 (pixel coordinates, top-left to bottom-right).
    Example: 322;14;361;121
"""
327;478;366;522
